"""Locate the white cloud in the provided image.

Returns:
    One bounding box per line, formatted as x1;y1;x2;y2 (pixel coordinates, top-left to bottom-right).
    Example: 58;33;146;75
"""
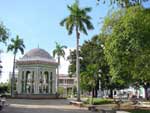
59;48;74;74
0;53;13;83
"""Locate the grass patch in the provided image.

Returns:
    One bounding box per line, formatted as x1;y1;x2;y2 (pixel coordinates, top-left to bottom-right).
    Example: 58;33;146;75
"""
85;98;113;105
128;110;150;113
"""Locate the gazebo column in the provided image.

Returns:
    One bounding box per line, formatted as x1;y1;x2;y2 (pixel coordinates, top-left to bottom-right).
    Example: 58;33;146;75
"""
41;71;44;93
35;68;39;94
48;71;50;94
52;70;56;93
22;71;25;94
32;71;34;94
17;69;22;94
24;70;27;94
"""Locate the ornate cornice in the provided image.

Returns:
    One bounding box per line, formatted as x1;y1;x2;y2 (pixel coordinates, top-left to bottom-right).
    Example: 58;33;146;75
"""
16;60;58;66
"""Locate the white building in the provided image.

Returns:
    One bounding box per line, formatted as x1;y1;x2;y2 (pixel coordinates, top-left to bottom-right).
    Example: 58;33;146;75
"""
58;74;77;96
15;48;58;98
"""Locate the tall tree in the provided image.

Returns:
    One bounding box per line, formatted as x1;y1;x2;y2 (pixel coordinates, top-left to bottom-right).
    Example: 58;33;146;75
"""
53;42;67;92
0;22;9;45
102;6;150;98
67;35;112;97
7;35;25;97
60;1;94;101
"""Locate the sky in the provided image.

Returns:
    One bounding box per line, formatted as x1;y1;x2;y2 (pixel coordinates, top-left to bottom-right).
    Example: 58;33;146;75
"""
0;0;150;82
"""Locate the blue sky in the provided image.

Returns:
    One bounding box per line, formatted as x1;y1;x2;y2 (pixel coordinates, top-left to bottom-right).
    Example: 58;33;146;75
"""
0;0;149;53
0;0;110;53
0;0;150;82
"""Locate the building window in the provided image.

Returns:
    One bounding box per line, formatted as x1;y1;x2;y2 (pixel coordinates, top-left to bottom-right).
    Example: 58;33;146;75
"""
59;79;63;84
67;79;74;84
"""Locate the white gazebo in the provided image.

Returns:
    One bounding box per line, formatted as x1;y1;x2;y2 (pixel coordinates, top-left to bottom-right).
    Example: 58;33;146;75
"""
16;48;58;97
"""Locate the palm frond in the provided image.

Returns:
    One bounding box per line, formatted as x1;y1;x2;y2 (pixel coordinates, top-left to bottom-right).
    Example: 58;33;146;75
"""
7;45;14;52
53;50;57;57
61;45;67;49
60;18;67;26
79;21;87;35
62;50;65;58
68;24;74;35
19;47;24;54
82;18;94;30
83;7;92;12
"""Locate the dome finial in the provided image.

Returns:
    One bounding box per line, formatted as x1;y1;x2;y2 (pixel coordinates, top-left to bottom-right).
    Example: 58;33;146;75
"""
38;44;39;48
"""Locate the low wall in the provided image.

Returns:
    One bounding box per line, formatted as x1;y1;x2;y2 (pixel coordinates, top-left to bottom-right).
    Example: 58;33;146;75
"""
14;94;59;99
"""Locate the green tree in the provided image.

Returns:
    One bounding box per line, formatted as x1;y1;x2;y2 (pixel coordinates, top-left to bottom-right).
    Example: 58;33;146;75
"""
53;42;67;92
96;0;149;8
80;35;104;96
60;0;94;101
7;35;25;97
81;64;99;104
103;6;150;98
67;49;77;77
0;82;10;94
67;35;112;97
0;22;9;45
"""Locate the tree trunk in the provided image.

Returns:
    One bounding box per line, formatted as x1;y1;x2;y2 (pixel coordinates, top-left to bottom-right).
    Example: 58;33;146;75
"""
11;54;16;97
94;79;99;97
143;82;150;100
76;26;80;101
110;89;113;98
92;88;94;97
144;87;147;100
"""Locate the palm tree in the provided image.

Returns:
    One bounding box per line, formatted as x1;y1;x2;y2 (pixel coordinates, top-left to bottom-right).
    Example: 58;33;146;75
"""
53;42;67;92
7;35;25;97
60;1;94;101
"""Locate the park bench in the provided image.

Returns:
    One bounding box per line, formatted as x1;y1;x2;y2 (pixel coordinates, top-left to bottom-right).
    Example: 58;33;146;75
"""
114;97;129;104
69;101;83;107
113;97;129;110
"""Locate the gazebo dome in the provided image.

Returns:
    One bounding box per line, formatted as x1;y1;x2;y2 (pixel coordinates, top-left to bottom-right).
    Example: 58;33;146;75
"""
22;48;53;60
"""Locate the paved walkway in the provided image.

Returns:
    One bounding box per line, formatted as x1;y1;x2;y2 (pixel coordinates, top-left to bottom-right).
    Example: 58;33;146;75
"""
1;99;130;113
1;99;92;113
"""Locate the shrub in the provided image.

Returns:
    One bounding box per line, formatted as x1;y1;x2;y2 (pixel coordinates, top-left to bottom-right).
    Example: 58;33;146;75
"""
85;98;113;105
